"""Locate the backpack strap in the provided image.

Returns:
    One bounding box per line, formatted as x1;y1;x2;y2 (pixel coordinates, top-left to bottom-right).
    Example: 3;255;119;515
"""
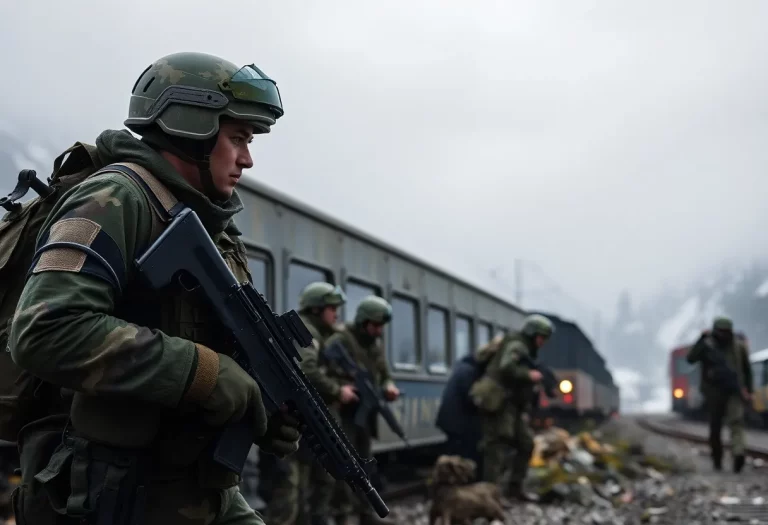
90;162;186;245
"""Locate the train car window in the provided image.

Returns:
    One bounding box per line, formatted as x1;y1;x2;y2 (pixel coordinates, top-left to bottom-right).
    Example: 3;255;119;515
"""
454;316;473;362
753;361;765;388
477;322;492;348
288;261;332;310
673;356;693;375
391;295;420;371
247;253;272;304
427;306;449;374
344;280;382;323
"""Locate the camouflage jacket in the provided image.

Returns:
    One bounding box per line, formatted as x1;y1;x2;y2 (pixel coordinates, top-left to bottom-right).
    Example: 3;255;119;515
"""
687;334;753;396
324;322;394;432
297;312;341;403
8;129;255;489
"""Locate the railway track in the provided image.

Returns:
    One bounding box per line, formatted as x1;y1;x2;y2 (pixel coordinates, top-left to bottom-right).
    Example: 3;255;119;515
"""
637;414;768;459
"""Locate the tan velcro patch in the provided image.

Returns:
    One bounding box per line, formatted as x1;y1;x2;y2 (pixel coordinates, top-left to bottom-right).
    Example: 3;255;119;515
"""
184;344;220;403
33;217;101;274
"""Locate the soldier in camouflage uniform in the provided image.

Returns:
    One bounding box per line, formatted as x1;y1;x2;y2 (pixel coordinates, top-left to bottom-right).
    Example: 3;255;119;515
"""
324;296;399;525
265;282;360;525
687;316;753;473
469;314;554;500
7;52;301;525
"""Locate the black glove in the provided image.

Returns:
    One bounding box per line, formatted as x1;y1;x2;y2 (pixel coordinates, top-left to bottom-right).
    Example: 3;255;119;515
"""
255;408;302;458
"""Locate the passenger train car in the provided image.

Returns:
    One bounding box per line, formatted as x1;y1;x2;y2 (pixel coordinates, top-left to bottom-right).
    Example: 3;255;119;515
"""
530;312;620;423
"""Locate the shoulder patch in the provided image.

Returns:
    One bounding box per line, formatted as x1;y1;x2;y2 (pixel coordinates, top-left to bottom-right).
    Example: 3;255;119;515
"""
33;217;100;273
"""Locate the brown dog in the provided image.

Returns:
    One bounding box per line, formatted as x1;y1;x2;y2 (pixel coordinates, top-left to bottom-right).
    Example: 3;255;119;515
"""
428;455;505;525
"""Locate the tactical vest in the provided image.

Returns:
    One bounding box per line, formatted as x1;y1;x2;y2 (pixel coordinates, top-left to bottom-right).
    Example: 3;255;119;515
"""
327;323;386;388
700;335;746;398
58;166;253;490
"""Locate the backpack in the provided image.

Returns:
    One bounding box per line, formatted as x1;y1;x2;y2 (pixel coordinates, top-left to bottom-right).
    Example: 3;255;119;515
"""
0;142;177;443
467;333;508;413
474;333;506;369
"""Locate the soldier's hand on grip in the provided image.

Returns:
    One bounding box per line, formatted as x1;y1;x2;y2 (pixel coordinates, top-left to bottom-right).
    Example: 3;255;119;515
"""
340;384;359;404
196;350;268;437
529;370;543;382
256;405;302;458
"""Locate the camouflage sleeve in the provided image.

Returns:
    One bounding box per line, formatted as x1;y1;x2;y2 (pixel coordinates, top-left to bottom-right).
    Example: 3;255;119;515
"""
9;173;203;409
498;340;531;385
374;342;395;390
298;325;341;401
686;337;707;364
742;344;753;393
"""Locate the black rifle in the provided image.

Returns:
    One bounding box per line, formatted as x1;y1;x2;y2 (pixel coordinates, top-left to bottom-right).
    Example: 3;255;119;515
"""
323;340;409;447
135;207;388;518
519;354;559;399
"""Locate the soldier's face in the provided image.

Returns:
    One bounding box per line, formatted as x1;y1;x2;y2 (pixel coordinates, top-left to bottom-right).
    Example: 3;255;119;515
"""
365;322;385;338
321;305;339;326
534;335;547;348
208;120;255;198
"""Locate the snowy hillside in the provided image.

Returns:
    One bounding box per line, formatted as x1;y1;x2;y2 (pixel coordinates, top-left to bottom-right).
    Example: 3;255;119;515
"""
605;264;768;413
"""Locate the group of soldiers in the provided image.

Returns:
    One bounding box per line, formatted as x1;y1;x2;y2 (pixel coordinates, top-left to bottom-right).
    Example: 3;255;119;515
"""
686;316;754;474
259;283;400;525
0;45;755;525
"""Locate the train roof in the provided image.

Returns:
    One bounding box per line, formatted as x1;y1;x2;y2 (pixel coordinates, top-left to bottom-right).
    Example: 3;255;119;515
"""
237;175;528;316
750;347;768;363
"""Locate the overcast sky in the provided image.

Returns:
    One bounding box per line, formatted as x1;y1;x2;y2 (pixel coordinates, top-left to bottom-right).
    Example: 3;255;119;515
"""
2;0;768;333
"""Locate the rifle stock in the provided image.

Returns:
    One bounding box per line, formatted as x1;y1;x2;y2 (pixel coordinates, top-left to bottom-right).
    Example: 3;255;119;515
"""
135;207;388;517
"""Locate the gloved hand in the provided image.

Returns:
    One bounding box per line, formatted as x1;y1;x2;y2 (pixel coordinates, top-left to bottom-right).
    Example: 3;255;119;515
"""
188;346;268;438
255;406;302;458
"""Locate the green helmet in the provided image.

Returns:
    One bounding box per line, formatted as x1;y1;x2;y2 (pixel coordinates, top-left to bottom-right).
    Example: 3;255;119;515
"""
712;316;733;332
125;52;283;140
354;296;393;325
521;314;555;338
299;282;346;310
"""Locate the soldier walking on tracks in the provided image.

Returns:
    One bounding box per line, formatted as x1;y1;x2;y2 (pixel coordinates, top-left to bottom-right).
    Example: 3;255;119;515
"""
324;296;400;525
469;314;554;500
687;317;753;473
4;52;301;525
264;282;359;525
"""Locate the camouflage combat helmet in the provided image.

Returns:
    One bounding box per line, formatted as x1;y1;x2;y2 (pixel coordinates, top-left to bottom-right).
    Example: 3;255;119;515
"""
125;51;283;139
299;282;347;311
354;296;393;325
521;314;555;338
124;52;284;197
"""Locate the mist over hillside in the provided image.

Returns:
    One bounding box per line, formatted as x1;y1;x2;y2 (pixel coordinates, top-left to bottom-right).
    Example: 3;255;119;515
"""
604;263;768;413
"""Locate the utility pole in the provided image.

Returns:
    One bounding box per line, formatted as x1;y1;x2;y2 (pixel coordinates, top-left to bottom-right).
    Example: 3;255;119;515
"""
514;258;523;306
593;309;601;348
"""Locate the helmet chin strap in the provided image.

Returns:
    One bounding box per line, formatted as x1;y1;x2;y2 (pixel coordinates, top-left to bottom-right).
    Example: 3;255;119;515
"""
142;127;226;201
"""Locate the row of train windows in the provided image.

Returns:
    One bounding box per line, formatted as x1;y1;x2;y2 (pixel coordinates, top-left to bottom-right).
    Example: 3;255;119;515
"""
246;254;507;372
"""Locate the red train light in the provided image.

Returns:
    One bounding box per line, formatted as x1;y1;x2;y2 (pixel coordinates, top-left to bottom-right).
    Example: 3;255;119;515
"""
563;393;573;404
